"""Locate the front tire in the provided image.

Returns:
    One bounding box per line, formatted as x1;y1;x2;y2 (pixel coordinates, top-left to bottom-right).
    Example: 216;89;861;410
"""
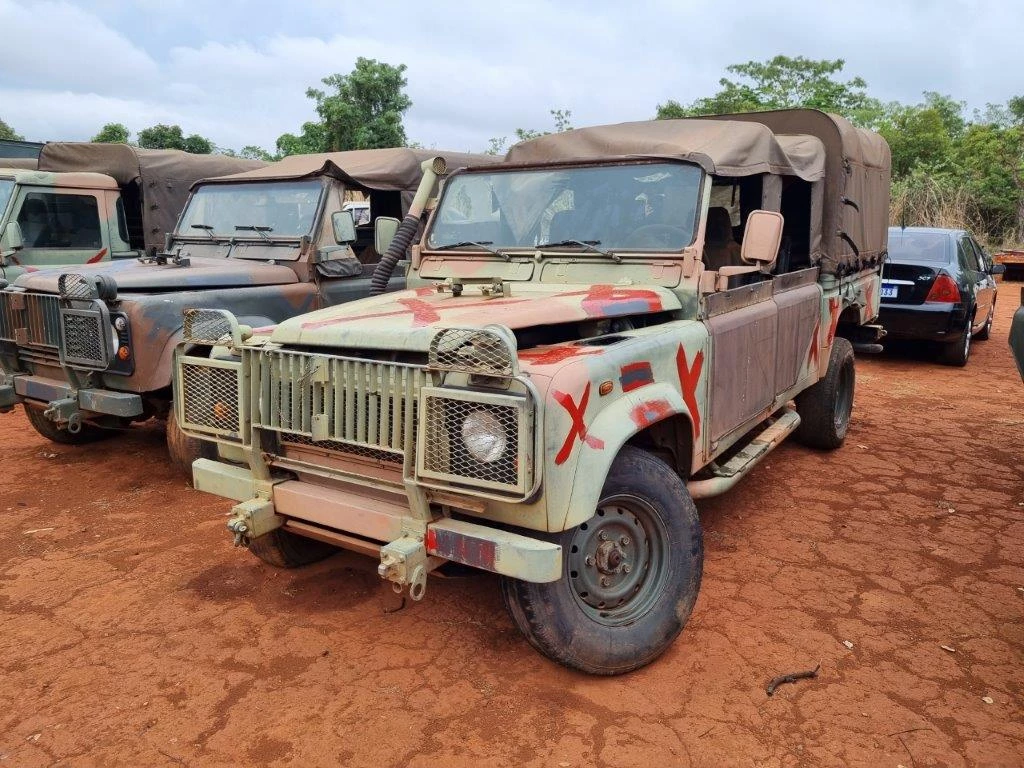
23;403;112;445
501;445;703;675
794;337;855;450
247;528;338;568
166;407;215;475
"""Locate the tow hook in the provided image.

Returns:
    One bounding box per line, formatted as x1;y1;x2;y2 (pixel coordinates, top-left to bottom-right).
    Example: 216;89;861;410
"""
43;397;80;427
227;518;249;547
378;536;428;601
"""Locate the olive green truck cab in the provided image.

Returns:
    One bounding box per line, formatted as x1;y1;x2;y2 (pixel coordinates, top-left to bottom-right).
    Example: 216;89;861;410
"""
176;110;891;674
0;148;494;455
0;143;262;282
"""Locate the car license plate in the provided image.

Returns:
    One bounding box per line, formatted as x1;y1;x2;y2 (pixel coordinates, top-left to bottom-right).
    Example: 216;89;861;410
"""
880;284;898;299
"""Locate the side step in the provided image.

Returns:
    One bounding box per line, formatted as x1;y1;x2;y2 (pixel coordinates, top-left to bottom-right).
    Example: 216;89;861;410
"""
688;408;801;499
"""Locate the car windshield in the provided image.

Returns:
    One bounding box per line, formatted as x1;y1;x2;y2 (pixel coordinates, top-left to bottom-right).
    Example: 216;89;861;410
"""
0;179;14;217
427;162;702;253
177;180;323;240
887;229;951;263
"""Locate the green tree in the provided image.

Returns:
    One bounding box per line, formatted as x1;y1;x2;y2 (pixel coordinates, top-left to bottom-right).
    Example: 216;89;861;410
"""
0;117;23;141
91;123;130;143
487;109;574;154
137;123;213;154
239;145;275;161
656;55;882;125
277;58;412;155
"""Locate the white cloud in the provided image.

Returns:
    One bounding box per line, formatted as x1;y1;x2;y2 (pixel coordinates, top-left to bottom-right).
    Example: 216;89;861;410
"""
1;0;1022;152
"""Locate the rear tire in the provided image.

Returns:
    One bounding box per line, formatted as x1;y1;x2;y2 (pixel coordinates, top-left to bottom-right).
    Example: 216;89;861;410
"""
500;445;703;675
794;337;855;450
166;407;214;476
974;308;993;341
23;403;112;445
247;528;338;568
939;323;971;366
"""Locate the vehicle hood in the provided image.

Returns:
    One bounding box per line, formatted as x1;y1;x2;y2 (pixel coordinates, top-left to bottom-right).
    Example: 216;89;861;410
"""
13;256;298;294
271;282;681;350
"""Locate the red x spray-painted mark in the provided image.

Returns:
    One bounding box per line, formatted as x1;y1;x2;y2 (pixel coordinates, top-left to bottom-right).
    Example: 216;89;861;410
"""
807;312;821;370
518;346;602;366
826;297;842;346
552;383;605;465
87;247;108;264
676;345;704;439
301;296;527;330
397;298;441;326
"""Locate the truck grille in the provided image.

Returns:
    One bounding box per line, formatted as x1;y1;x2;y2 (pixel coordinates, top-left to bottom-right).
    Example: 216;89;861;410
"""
0;292;61;348
179;359;242;437
256;350;425;458
61;310;108;367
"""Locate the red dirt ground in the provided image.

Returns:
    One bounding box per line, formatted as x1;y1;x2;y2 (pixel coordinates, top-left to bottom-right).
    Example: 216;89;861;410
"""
1;299;1022;768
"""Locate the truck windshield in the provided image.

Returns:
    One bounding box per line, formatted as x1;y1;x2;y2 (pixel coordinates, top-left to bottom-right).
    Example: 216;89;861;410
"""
427;162;702;253
177;180;323;240
0;180;13;217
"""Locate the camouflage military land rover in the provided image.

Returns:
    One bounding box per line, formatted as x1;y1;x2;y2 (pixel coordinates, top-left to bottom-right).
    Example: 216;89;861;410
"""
0;148;493;463
0;142;262;282
176;110;890;674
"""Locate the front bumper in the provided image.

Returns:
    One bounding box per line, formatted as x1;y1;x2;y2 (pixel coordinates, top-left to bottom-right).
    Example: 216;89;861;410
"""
877;302;967;342
1;374;143;419
193;458;562;586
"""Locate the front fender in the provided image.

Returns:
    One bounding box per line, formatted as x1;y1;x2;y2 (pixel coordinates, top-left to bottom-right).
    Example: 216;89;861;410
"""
557;382;692;530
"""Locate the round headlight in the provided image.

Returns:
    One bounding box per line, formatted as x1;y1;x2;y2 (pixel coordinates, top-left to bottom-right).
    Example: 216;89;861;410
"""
461;409;506;463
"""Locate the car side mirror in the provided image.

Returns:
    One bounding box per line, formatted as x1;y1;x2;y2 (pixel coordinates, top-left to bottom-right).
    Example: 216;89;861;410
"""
991;263;1007;275
374;216;400;255
740;210;783;269
1;221;24;252
331;210;357;245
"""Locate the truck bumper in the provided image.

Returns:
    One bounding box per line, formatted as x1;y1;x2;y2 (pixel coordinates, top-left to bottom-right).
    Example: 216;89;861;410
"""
11;375;144;419
192;458;562;584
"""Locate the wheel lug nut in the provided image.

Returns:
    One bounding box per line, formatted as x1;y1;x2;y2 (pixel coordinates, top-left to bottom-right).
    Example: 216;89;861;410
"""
620;536;630;546
600;577;610;587
585;556;594;567
598;531;608;541
623;564;631;574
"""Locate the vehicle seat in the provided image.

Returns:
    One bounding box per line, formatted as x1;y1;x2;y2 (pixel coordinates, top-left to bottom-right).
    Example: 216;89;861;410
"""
703;207;742;271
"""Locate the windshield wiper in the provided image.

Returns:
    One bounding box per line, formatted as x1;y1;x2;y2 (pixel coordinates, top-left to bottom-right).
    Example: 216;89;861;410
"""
190;223;217;240
433;240;511;261
536;238;621;263
235;225;273;242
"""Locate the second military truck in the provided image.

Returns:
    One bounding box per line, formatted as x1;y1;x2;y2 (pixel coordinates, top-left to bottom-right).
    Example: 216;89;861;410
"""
0;148;495;462
177;110;890;674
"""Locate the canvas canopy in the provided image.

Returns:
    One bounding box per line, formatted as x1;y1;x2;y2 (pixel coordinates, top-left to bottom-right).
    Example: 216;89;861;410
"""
503;110;891;274
202;148;501;211
37;143;266;252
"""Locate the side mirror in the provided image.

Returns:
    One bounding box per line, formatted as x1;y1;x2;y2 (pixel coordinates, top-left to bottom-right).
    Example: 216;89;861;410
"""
991;263;1007;275
1;221;24;252
331;210;357;245
740;210;783;269
374;216;401;255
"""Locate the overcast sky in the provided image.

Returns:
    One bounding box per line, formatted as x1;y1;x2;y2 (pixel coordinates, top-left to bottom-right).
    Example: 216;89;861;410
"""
1;0;1021;154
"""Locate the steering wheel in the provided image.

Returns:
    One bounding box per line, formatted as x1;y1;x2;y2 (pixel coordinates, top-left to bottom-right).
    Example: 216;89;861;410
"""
625;224;687;248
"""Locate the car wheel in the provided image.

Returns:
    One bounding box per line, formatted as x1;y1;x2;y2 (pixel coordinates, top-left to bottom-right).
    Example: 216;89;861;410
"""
939;324;971;366
500;445;703;675
247;528;339;568
794;337;855;450
975;308;993;341
165;407;215;476
23;403;113;445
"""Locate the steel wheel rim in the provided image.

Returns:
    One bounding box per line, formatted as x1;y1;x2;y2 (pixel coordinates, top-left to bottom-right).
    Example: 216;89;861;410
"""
833;361;854;431
567;494;670;627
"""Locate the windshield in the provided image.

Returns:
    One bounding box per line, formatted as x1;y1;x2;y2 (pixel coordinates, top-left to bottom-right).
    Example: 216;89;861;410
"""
887;229;951;263
428;162;702;253
0;179;13;218
177;180;323;239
